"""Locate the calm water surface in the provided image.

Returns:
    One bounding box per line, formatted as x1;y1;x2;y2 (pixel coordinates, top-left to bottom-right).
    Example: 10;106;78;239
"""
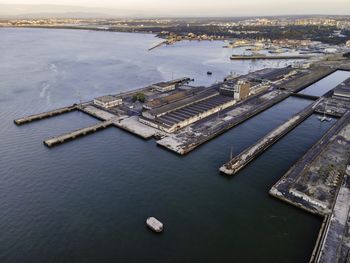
300;70;350;96
0;28;340;262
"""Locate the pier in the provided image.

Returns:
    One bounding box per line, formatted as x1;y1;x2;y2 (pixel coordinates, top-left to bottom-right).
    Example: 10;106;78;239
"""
148;40;167;51
14;104;77;125
230;55;312;60
43;119;115;147
290;93;320;100
269;111;350;215
219;99;322;175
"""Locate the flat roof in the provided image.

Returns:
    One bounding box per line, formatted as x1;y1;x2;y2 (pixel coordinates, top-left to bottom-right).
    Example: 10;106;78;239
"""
248;67;295;82
153;82;175;88
145;87;204;109
94;95;121;103
152;77;192;88
147;88;218;117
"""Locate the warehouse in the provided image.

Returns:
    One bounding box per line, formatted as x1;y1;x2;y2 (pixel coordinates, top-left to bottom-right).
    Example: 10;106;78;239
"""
140;88;235;133
151;77;193;93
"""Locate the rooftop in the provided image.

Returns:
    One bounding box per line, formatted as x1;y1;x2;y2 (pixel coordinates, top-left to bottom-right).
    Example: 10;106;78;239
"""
146;88;218;117
248;67;295;82
94;95;121;103
153;82;176;88
145;87;204;109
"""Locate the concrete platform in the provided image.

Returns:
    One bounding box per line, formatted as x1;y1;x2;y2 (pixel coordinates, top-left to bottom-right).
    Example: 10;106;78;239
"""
44;119;116;147
14;104;77;125
313;166;350;263
219;99;322;175
269;111;350;215
157;90;289;155
78;104;117;121
113;116;162;139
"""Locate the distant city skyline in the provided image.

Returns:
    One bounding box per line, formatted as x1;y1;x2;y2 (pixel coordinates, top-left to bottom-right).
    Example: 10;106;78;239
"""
0;0;350;17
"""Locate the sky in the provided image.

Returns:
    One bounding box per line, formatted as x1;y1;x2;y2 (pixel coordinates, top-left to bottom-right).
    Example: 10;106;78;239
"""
0;0;350;16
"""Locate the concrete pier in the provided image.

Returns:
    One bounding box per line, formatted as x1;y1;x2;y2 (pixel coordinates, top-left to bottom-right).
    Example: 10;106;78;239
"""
312;165;350;263
14;105;77;125
219;99;322;175
230;55;312;60
43;119;114;147
290;93;320;100
148;40;167;51
269;111;350;215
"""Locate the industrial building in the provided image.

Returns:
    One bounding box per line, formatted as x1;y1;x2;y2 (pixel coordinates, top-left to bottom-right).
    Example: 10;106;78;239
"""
140;88;236;133
247;66;298;85
93;95;122;109
151;78;192;93
152;82;177;92
220;79;251;101
143;87;204;110
220;67;299;100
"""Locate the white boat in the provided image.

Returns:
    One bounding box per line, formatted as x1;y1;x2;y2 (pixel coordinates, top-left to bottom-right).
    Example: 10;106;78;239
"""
318;116;331;122
146;217;163;233
269;48;286;54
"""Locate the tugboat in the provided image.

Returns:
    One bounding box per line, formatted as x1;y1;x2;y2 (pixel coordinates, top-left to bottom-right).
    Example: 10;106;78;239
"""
207;71;213;75
146;217;163;233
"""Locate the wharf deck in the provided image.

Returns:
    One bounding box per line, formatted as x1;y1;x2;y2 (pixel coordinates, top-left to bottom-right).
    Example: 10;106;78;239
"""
157;90;290;155
43;118;115;147
282;66;336;93
313;166;350;263
230;55;312;60
269;111;350;215
156;67;338;155
290;93;320;100
14;105;77;125
219;99;322;175
77;104;117;121
113;116;160;139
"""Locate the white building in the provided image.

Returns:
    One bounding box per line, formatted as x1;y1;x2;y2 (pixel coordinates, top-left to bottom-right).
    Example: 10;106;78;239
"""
152;82;177;92
93;95;122;109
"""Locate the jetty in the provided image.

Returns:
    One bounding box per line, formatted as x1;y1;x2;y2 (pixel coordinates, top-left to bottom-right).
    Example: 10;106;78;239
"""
230;55;312;60
43;119;115;147
219;99;323;175
148;40;167;51
14;104;77;125
290;93;320;100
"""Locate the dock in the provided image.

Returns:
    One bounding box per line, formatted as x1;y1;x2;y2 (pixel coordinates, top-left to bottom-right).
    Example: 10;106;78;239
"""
290;93;320;100
157;90;292;155
230;55;312;60
269;111;350;215
14;104;77;125
312;165;350;263
43;119;115;147
219;99;322;175
148;40;167;51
